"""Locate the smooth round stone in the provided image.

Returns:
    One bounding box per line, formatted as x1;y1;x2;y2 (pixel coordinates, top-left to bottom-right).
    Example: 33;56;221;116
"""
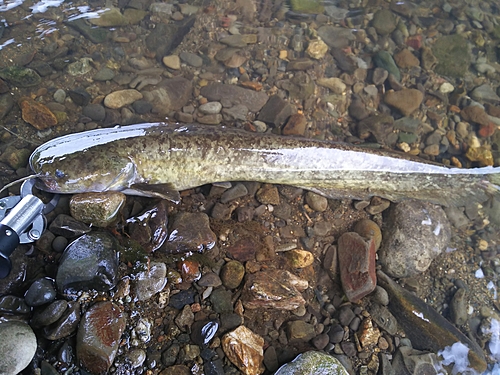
220;260;245;289
53;89;66;103
104;89;143;109
31;300;68;327
0;321;37;375
82;104;106;122
162;55;181;70
305;191;328;212
24;278;57;306
56;232;119;294
93;67;115;81
199;101;222;114
179;51;203;67
52;236;69;253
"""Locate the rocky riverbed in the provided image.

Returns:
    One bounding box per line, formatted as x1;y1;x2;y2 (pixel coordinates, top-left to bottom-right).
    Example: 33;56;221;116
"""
0;0;500;374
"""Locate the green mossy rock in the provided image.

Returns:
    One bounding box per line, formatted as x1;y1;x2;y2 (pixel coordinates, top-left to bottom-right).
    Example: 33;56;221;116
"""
274;351;350;375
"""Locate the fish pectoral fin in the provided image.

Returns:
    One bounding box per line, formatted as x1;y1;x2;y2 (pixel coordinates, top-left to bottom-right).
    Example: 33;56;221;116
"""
127;183;181;203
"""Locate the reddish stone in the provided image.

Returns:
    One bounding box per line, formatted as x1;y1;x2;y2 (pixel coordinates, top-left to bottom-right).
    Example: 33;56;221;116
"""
478;122;496;138
19;97;58;130
337;232;376;302
178;258;201;283
282;113;307;136
227;237;259;262
406;35;422;50
77;301;126;374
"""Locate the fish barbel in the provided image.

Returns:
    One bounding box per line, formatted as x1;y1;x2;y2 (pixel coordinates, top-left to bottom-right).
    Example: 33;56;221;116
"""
29;122;500;207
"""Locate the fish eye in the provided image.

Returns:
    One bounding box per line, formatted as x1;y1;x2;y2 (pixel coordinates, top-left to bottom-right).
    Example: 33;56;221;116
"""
55;169;65;178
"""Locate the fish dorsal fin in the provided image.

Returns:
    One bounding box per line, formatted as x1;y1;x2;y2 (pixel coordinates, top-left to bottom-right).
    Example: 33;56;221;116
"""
125;183;181;203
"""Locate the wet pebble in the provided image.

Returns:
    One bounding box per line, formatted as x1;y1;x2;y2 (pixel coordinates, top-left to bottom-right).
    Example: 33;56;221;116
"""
0;321;37;375
70;192;126;227
43;302;81;340
134;262;167;301
49;214;91;238
220;260;245;289
56;232;119;294
24;278;56;306
77;301;126;374
52;236;68;252
31;299;68;327
222;325;264;375
166;212;216;253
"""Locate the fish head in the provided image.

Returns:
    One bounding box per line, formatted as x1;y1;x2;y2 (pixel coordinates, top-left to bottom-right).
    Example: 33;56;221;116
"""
30;150;137;194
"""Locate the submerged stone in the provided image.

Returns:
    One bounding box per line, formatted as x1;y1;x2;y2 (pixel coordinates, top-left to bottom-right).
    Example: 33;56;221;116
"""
275;351;350;375
377;270;487;373
0;66;41;87
432;35;470;78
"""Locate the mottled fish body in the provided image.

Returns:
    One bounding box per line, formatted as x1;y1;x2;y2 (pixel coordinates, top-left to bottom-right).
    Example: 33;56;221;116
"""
29;122;500;207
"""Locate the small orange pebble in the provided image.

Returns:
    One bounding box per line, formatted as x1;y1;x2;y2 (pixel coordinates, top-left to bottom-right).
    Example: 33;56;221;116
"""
191;303;201;312
244;122;257;132
451;156;462;168
240;81;262;91
238;66;246;74
199;97;208;105
448;105;461;113
478;122;496;138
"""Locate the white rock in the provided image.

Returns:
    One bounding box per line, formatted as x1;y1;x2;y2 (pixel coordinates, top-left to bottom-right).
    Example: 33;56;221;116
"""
0;321;37;375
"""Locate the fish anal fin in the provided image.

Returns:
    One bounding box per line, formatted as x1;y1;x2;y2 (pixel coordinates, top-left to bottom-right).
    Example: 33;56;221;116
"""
125;183;181;203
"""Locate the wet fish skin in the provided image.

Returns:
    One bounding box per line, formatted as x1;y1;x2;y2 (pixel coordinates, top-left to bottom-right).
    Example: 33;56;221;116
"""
29;122;500;207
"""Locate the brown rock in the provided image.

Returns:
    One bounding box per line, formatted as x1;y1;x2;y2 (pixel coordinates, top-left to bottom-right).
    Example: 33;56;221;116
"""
166;212;216;253
287;320;316;342
242;269;308;310
460;105;490;126
282;113;307;136
285;249;314;268
226;237;259;262
220;260;245;289
70;192;126;227
222;326;265;375
19;97;57;130
384;89;423;116
485;103;500;118
77;301;126;374
255;185;280;205
394;49;420;68
337;232;376;302
356;318;380;348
